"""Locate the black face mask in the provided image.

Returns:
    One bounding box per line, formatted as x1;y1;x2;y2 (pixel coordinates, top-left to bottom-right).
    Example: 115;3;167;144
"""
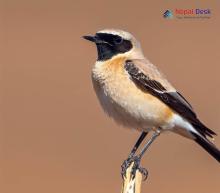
83;33;133;61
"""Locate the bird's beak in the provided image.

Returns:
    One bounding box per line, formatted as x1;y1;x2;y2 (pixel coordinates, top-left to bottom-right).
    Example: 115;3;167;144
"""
82;35;102;43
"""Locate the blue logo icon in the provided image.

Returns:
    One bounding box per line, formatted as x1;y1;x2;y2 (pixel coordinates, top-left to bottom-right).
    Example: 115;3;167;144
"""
163;10;173;18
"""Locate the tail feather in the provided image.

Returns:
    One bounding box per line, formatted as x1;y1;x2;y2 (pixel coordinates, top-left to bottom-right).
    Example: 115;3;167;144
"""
191;132;220;162
192;121;216;138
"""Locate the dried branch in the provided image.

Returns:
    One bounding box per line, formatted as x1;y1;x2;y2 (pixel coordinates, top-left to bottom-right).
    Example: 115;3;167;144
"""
121;163;143;193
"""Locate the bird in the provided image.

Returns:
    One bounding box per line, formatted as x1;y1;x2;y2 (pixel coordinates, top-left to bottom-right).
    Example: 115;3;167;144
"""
83;29;220;178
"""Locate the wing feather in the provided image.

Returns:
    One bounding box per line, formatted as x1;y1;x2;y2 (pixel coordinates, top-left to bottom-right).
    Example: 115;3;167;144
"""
125;60;216;138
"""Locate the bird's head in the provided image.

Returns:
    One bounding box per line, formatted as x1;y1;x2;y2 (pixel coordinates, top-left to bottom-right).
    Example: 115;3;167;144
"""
83;29;143;61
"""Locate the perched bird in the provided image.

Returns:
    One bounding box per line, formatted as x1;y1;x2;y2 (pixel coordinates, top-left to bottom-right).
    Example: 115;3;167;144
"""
83;29;220;178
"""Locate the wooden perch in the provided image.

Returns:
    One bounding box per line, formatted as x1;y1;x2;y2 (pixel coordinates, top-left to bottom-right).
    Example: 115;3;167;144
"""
121;163;143;193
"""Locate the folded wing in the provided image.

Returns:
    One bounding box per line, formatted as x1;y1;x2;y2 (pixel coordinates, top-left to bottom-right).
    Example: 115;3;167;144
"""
124;59;216;138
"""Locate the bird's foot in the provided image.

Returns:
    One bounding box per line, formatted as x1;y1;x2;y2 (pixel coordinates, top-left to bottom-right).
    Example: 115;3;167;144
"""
131;156;148;180
121;155;133;178
121;155;148;180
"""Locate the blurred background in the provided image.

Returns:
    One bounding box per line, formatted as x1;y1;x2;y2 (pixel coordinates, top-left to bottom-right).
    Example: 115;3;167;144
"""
1;1;220;193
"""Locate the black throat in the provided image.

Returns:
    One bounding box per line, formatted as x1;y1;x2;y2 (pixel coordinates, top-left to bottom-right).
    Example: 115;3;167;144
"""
96;43;117;61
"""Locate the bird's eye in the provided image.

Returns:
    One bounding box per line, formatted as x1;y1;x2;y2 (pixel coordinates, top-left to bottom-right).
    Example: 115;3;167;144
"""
114;36;123;44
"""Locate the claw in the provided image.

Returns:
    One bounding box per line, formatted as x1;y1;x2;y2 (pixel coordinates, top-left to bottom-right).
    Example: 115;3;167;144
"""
138;167;148;180
131;156;148;180
121;156;133;178
121;155;148;181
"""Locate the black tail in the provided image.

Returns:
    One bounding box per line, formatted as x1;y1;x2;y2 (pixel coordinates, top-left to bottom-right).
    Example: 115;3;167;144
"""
191;132;220;162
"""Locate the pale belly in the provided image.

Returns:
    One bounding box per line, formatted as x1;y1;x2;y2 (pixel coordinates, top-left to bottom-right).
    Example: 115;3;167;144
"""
92;71;174;131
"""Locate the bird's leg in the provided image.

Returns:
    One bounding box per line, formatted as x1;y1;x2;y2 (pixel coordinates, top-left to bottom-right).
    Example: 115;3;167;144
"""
139;129;161;159
131;129;161;180
121;131;148;177
129;131;148;158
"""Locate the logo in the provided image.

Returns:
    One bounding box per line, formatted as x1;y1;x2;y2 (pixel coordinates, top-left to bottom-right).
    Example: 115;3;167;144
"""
163;10;173;19
163;8;211;19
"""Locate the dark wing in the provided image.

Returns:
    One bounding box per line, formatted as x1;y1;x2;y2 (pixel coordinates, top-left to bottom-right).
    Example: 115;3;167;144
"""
125;60;216;138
